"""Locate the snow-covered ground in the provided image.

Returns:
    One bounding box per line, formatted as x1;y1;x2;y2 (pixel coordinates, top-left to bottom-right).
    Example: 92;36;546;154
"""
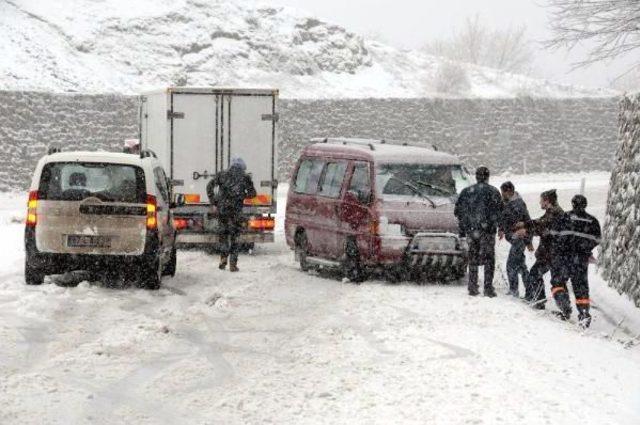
1;172;639;425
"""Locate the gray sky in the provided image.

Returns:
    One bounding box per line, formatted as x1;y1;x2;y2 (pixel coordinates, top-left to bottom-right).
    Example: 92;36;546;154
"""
272;0;635;89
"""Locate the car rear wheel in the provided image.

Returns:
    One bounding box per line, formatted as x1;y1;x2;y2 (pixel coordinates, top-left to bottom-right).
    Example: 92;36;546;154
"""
25;262;44;286
295;231;309;272
342;239;366;283
162;245;177;277
140;257;162;290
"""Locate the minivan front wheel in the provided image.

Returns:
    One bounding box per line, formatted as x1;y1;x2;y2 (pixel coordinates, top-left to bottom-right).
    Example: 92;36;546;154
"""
342;239;366;283
295;231;309;272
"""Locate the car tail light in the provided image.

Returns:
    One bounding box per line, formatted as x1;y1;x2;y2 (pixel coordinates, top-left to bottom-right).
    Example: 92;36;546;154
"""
26;190;39;227
173;218;188;231
184;194;201;204
248;216;275;231
146;195;158;230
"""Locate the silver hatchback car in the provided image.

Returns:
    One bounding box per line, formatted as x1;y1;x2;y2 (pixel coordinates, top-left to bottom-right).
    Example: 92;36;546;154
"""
24;150;180;289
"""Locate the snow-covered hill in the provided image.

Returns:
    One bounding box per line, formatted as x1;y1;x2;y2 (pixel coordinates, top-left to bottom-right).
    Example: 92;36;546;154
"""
0;0;617;98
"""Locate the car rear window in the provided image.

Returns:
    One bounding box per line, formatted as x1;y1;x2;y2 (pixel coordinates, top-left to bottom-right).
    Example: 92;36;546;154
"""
39;162;146;203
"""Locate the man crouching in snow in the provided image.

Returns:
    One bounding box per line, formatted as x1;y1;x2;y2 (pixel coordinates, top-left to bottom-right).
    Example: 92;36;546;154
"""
499;181;533;298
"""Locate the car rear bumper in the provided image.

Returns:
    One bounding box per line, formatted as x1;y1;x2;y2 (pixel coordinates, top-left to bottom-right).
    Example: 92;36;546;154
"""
25;226;159;274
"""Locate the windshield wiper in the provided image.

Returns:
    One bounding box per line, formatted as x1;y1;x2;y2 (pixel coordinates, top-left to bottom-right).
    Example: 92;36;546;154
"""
415;181;452;196
390;176;436;208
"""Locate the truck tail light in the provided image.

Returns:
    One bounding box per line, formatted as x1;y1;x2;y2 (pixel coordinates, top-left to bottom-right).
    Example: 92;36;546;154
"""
248;216;275;231
184;194;201;204
173;218;188;231
146;195;158;230
243;194;272;206
26;190;39;227
369;219;379;236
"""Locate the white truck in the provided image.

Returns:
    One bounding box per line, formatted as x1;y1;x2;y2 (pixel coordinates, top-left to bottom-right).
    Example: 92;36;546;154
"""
139;87;279;248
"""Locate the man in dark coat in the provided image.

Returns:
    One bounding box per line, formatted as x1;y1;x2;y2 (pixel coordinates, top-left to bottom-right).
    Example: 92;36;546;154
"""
548;195;601;326
514;189;564;309
206;157;257;272
454;166;504;297
499;181;532;297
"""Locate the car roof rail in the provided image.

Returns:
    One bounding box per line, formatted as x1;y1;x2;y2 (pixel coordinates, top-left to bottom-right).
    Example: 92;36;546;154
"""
140;149;157;159
47;145;62;155
315;137;376;151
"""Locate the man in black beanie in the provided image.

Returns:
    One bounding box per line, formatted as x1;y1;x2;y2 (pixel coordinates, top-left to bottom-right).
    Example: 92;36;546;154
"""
548;195;601;327
454;166;503;297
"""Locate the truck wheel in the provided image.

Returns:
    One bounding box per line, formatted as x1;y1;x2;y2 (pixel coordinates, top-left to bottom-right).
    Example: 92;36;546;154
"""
25;262;44;286
141;257;162;290
295;232;309;272
162;245;177;277
342;239;366;283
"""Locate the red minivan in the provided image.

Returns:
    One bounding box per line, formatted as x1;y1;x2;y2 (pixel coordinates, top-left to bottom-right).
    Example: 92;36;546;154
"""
285;138;472;282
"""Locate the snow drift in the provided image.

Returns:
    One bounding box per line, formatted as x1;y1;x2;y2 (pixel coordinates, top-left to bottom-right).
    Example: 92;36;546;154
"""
0;0;616;98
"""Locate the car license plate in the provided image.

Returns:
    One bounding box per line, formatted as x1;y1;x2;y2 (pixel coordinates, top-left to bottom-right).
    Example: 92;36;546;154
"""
67;235;112;248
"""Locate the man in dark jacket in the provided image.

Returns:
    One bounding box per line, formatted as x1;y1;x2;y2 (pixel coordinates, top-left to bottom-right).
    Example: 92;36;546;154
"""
548;195;601;326
499;181;532;297
206;157;257;272
514;189;564;309
454;166;503;297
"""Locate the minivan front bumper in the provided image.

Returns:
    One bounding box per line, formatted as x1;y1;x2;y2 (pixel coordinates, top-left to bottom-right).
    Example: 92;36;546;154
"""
374;232;468;269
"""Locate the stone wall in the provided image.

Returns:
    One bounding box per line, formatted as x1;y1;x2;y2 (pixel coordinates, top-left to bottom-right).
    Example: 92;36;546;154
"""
601;94;640;307
278;97;618;179
0;91;619;190
0;91;138;191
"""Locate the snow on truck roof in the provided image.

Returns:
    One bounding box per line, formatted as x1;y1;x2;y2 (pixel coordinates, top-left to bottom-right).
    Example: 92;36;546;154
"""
141;87;278;96
305;138;461;165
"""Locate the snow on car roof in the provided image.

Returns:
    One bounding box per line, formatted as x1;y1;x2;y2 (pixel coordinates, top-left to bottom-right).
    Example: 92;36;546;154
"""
306;138;461;165
42;151;154;166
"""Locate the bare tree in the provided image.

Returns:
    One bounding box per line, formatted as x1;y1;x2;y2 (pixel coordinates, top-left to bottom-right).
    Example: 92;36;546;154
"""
424;16;534;74
545;0;640;68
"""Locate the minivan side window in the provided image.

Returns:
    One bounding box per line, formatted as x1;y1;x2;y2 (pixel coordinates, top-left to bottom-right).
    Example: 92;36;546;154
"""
318;162;347;198
294;158;324;194
154;167;170;204
348;162;371;194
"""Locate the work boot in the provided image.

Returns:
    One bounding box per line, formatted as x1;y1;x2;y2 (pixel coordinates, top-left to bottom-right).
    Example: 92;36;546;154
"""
219;255;228;270
229;263;239;272
578;306;592;328
468;288;479;296
553;291;572;320
484;286;497;298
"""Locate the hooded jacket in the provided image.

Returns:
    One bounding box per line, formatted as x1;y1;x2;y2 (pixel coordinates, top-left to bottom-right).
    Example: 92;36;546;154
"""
207;164;257;217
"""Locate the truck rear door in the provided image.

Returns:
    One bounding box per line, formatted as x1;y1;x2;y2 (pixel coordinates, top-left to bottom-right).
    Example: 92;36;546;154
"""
226;94;277;211
171;93;217;203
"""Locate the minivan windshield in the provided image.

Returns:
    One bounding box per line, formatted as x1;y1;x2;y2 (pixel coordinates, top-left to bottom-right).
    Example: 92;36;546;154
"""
375;163;471;200
39;162;146;203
